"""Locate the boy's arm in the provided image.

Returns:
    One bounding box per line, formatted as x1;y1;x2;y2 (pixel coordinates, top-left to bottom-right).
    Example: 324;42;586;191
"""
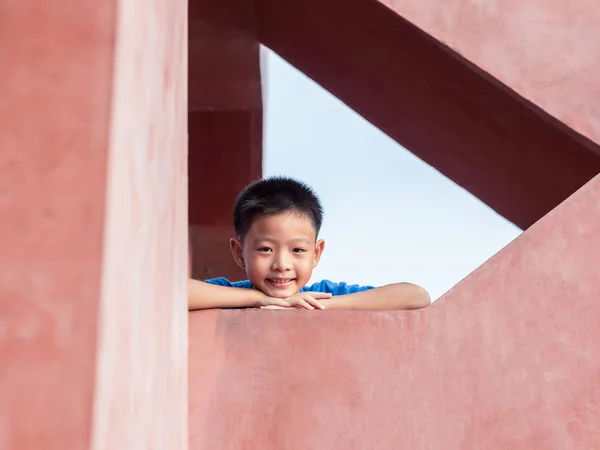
320;283;431;311
188;278;289;310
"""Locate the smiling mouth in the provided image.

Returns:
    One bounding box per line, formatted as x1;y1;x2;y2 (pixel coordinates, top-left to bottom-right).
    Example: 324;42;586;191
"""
266;278;295;287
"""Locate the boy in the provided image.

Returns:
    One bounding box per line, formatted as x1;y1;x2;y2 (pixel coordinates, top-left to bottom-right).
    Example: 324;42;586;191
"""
188;176;430;310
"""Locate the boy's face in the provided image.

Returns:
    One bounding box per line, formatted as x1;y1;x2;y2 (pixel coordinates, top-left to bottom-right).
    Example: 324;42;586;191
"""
230;211;324;299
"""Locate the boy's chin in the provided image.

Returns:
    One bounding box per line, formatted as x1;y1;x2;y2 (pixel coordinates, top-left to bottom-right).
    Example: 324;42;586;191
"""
264;289;298;299
259;283;299;299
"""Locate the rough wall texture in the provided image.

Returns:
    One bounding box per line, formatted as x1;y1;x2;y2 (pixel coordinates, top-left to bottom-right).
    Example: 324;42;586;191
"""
91;0;188;448
0;0;188;449
189;174;600;449
0;2;114;448
256;0;600;229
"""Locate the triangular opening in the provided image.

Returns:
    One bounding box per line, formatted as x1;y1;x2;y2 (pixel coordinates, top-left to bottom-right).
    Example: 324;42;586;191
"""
262;49;522;299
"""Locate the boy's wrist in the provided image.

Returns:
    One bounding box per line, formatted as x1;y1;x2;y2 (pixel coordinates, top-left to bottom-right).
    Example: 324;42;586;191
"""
250;289;269;308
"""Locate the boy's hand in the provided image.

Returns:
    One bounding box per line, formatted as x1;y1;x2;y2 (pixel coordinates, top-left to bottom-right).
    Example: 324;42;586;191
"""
260;292;332;310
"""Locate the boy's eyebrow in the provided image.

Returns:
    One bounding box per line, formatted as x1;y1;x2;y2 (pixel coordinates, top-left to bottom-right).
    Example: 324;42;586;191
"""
252;237;313;244
253;237;276;244
289;237;312;244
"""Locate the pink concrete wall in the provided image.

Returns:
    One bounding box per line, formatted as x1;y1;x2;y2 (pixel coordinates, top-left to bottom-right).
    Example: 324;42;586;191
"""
0;2;114;448
0;0;188;448
189;174;600;449
90;0;188;448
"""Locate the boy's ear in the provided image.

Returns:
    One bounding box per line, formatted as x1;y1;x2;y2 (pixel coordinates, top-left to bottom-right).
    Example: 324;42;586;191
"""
313;239;325;268
229;238;246;270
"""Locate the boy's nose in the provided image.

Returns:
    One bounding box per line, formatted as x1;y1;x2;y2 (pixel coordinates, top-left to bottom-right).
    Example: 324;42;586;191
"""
272;253;292;271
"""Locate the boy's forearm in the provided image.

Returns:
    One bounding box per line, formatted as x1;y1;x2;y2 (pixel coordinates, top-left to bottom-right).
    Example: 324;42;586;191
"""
188;279;264;310
321;283;431;310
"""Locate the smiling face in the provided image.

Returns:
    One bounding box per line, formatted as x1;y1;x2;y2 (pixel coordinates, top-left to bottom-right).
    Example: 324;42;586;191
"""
230;211;325;298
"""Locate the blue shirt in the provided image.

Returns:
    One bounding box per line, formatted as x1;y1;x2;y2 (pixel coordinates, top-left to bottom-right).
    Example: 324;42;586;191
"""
205;277;374;295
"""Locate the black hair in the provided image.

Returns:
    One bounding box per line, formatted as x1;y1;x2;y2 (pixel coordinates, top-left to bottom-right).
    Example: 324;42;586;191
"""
233;176;324;239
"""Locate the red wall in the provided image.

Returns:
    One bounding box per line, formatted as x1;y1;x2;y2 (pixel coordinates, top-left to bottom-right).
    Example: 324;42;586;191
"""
0;2;113;447
189;174;600;449
91;0;188;448
0;0;188;448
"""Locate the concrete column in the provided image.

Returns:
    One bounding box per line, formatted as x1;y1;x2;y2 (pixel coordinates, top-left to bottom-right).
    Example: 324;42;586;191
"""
0;0;188;448
189;0;263;281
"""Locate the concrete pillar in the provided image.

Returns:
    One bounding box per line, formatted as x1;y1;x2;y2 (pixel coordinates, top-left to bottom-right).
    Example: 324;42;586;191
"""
0;0;188;448
189;0;262;281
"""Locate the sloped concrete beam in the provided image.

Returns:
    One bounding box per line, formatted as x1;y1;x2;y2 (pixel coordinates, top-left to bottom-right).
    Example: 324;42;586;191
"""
255;0;600;229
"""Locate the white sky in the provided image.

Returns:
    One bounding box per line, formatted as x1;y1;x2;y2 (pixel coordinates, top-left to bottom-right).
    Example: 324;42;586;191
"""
262;48;522;300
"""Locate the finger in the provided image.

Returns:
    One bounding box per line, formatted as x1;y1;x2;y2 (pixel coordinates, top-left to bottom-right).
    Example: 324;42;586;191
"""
303;295;326;310
297;299;314;310
266;297;292;308
260;305;292;310
306;291;333;300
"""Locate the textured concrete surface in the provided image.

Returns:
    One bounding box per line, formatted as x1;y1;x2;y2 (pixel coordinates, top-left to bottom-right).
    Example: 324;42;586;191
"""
189;174;600;449
0;2;114;448
256;0;600;229
91;0;188;448
0;1;188;449
189;0;262;280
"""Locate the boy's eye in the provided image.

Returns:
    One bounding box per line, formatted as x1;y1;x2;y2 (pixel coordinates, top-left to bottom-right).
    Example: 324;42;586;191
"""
257;247;272;252
292;248;306;253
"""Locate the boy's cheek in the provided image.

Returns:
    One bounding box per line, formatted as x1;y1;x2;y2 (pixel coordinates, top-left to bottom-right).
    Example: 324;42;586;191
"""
246;263;269;284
